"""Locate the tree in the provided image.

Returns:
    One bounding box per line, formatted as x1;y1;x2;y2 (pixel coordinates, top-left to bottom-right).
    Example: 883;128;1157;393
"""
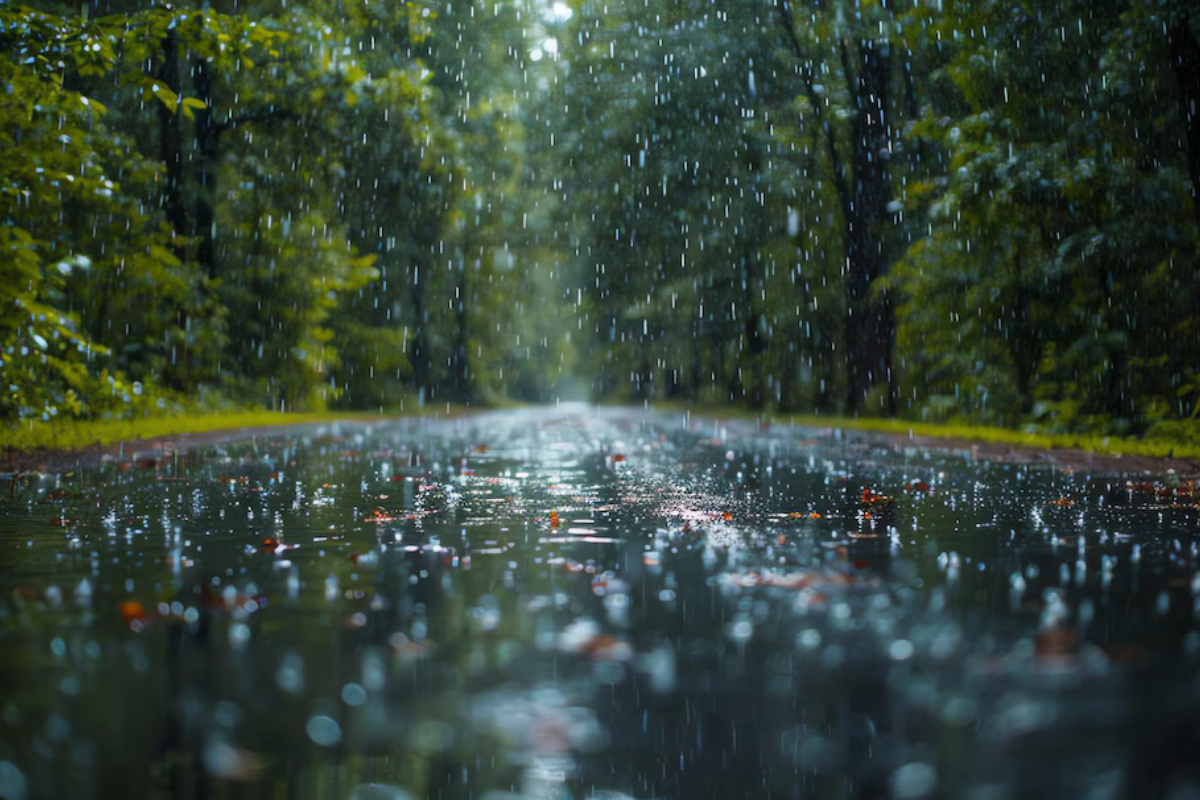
891;0;1200;430
1;5;188;419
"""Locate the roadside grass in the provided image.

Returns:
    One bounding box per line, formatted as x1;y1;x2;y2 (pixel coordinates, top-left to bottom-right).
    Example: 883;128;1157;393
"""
2;411;376;452
1;399;475;455
651;402;1200;461
5;397;1199;463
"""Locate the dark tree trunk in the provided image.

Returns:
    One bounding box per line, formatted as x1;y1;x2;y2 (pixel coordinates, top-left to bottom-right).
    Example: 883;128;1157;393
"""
409;259;430;398
156;31;190;391
157;30;185;257
776;4;898;416
1169;19;1200;229
687;318;700;400
742;138;768;409
841;37;896;415
192;58;220;281
1009;255;1040;416
450;250;471;401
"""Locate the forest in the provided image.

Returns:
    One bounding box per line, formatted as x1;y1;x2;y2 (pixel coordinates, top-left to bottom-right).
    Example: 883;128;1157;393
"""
3;0;1200;441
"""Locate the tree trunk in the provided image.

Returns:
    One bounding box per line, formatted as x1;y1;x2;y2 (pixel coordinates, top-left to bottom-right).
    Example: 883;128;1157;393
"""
841;37;896;415
742;137;768;409
192;58;221;281
409;260;430;399
1169;19;1200;229
450;250;471;401
157;31;185;256
775;5;898;416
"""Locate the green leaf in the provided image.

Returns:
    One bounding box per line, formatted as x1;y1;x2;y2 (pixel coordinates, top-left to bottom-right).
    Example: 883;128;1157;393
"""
179;96;207;120
80;95;107;115
143;79;179;110
149;245;182;268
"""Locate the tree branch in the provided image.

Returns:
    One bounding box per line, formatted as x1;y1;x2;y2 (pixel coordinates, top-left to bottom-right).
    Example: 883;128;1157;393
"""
774;0;851;216
212;106;299;136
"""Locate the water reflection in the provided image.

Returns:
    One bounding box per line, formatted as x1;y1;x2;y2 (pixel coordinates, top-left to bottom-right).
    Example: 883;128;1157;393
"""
2;407;1199;798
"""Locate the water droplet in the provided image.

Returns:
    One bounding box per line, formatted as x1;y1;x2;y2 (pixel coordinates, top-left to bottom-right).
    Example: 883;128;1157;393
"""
891;762;937;798
888;639;915;660
0;761;27;800
341;682;367;706
305;715;342;747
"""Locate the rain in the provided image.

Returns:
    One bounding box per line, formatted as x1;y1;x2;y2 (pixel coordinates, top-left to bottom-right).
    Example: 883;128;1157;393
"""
4;409;1200;797
4;0;1200;798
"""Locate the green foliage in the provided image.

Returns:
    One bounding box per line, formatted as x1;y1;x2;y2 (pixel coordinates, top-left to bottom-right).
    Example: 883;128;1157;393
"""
890;0;1200;432
4;0;1200;443
0;5;187;420
0;0;447;420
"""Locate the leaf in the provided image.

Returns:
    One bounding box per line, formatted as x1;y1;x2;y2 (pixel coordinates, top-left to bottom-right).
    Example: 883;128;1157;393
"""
149;245;182;268
80;95;107;115
179;95;206;120
143;79;179;110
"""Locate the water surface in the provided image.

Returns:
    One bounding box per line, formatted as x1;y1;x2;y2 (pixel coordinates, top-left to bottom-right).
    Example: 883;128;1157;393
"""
2;406;1199;799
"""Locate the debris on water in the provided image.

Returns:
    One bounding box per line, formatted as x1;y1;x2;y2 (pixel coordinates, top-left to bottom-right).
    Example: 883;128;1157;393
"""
119;600;148;629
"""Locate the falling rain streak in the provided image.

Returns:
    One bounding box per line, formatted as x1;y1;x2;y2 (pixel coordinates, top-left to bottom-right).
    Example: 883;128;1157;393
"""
4;0;1200;797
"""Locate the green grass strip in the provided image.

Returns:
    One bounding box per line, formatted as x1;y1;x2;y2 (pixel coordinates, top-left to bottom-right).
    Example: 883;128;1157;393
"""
6;401;1199;462
652;402;1200;461
0;400;478;455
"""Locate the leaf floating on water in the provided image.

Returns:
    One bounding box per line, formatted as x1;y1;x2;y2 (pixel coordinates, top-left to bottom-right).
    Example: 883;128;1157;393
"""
119;600;148;628
364;508;398;523
860;489;892;505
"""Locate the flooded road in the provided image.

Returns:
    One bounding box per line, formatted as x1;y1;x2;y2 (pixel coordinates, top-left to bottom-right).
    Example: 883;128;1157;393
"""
2;406;1200;800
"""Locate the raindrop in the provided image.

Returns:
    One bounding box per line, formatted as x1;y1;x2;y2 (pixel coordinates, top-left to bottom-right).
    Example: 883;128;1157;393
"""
888;639;915;660
305;715;342;747
891;762;937;799
0;761;27;800
276;653;305;694
228;623;251;648
341;682;368;707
